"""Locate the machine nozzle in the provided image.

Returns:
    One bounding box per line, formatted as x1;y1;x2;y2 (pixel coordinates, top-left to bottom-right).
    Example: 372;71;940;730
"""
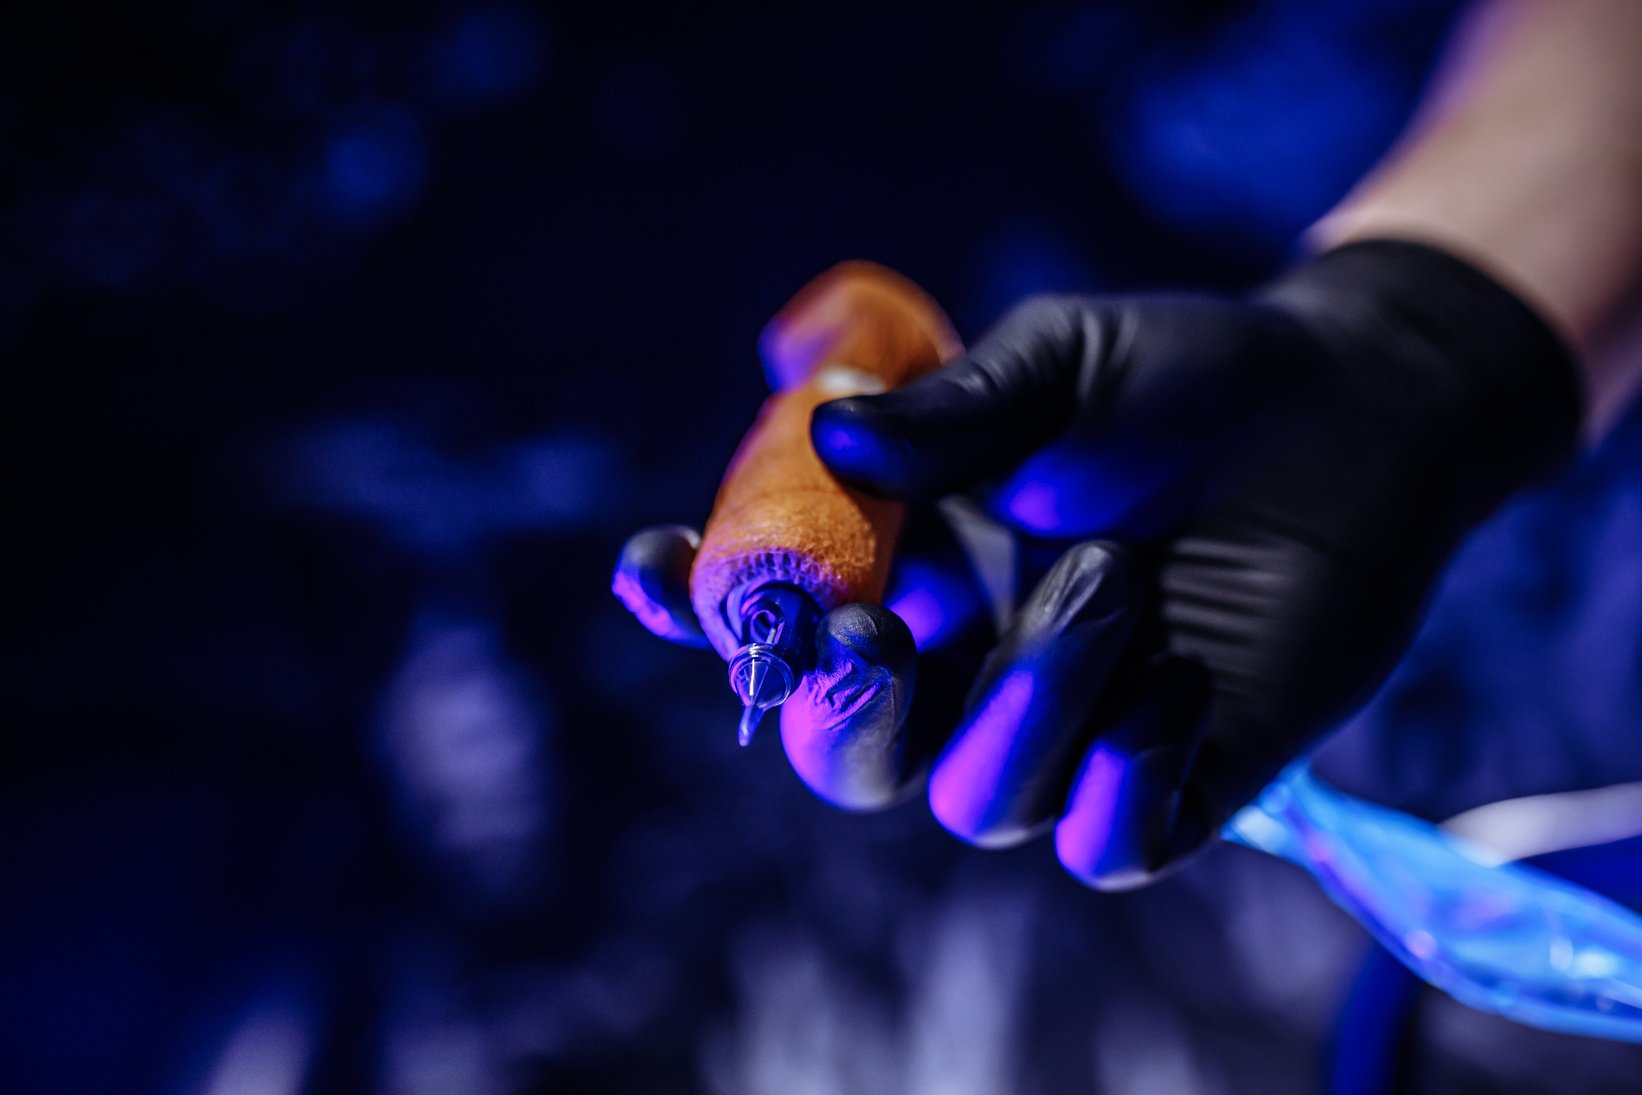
724;584;817;745
730;645;795;746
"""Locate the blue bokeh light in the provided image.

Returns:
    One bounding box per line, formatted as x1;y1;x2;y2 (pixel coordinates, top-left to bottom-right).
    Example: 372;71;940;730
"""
323;107;428;224
967;218;1101;333
433;3;548;108
1106;2;1417;247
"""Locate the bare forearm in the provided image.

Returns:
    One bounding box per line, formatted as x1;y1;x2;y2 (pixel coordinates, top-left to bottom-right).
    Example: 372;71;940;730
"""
1314;0;1642;432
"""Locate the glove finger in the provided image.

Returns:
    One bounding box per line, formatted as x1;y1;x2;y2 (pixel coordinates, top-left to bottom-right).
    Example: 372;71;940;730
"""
780;603;919;811
817;296;1307;539
610;525;711;648
927;540;1141;848
810;296;1103;500
1053;655;1211;891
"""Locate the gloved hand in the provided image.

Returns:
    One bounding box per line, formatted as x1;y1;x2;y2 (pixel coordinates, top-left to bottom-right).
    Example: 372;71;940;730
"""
616;240;1582;889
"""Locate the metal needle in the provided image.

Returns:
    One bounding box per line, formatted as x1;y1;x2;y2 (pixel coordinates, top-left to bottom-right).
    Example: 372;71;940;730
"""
734;652;788;746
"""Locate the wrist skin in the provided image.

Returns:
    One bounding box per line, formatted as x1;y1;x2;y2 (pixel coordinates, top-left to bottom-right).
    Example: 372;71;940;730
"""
1309;0;1642;437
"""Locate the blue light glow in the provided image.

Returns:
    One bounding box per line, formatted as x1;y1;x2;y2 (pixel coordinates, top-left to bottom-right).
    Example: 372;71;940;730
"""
885;559;970;650
323;109;427;224
885;583;946;651
968;218;1100;334
274;417;623;558
1228;765;1642;1043
996;478;1064;535
1107;4;1408;246
434;4;547;108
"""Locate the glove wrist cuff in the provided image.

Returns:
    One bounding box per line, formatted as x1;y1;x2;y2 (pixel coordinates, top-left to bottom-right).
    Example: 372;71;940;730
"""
1260;238;1585;502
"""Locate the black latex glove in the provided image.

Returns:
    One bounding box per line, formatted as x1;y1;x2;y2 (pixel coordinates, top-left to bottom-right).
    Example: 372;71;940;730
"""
617;240;1581;889
613;502;997;809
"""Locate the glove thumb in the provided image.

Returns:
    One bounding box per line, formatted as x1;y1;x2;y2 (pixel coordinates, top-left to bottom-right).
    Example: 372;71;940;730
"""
810;296;1106;500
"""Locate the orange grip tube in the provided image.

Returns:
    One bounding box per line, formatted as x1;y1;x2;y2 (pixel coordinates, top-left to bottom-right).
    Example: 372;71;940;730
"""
689;262;961;659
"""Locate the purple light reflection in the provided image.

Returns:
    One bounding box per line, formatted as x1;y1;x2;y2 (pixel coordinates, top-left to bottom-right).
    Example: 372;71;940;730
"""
779;659;902;811
610;565;696;645
1053;744;1127;880
759;315;832;392
885;560;964;650
928;670;1035;845
887;583;947;650
997;479;1062;534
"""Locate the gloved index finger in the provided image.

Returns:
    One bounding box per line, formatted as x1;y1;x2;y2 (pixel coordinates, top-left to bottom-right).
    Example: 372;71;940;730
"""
928;539;1142;848
809;296;1104;500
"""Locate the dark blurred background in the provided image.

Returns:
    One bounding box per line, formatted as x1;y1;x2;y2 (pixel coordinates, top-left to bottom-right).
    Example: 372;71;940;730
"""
4;1;1640;1092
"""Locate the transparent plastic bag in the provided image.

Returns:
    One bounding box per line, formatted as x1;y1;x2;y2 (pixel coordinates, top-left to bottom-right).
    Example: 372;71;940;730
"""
1225;766;1642;1042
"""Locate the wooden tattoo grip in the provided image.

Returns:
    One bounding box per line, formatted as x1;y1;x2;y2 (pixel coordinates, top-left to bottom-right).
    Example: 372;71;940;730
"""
688;262;961;659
